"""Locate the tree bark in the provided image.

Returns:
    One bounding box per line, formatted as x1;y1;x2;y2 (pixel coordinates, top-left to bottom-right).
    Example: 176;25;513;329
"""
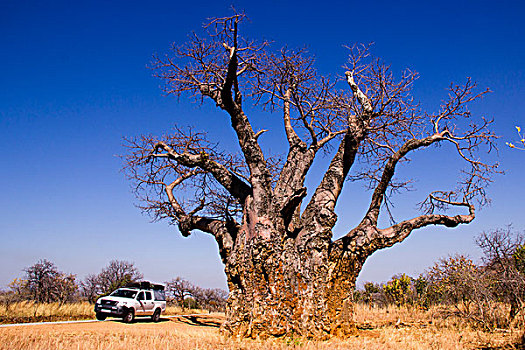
221;232;361;338
216;194;365;339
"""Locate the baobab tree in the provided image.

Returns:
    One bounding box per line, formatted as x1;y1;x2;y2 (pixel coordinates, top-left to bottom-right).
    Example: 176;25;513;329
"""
124;13;499;338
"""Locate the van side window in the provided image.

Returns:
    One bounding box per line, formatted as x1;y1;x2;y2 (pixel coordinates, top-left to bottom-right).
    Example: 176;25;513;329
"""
154;290;166;301
146;291;152;300
137;292;145;301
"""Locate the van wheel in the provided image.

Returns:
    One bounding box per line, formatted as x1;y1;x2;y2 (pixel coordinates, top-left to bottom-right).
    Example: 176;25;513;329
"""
96;312;106;321
123;309;135;323
151;309;161;322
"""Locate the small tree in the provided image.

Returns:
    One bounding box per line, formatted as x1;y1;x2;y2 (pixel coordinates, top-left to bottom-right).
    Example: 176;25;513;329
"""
55;273;78;306
165;277;194;311
97;260;143;295
78;260;143;301
427;255;481;307
383;274;412;306
476;227;525;322
356;282;382;305
514;243;525;275
0;290;19;312
79;274;102;303
412;274;431;309
9;278;28;300
426;255;506;329
24;259;59;303
192;287;228;312
20;259;78;304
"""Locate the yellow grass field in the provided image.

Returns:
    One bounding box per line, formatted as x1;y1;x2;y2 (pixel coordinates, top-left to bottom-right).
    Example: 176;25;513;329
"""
0;301;202;324
0;304;523;349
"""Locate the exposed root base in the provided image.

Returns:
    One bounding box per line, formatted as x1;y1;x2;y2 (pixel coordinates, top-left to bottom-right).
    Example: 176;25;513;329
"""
220;320;358;341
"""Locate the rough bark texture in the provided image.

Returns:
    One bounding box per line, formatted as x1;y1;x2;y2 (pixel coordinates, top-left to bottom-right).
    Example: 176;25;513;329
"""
124;13;499;339
223;231;360;339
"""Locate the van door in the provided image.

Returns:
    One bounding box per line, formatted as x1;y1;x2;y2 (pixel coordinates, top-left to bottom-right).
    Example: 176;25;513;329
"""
136;291;146;315
144;291;155;314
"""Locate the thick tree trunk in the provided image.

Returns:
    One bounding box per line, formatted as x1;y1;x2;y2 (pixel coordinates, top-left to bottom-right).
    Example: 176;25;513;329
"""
221;225;362;339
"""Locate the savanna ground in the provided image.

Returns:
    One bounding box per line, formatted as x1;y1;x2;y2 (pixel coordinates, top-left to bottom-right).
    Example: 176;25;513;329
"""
0;301;204;324
1;303;524;349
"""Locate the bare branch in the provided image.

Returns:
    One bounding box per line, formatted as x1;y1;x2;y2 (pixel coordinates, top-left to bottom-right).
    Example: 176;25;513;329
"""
165;170;202;217
362;132;447;225
254;129;268;140
336;77;498;259
152;140;251;202
150;14;273;208
345;71;372;114
123;127;249;228
301;131;362;233
375;202;475;251
282;88;302;146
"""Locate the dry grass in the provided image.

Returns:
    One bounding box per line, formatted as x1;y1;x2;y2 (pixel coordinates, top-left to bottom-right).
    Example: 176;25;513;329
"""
0;305;523;349
353;303;523;349
0;301;94;324
0;301;204;324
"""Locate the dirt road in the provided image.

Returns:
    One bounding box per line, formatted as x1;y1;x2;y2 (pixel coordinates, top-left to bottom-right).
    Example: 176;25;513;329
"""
0;313;212;328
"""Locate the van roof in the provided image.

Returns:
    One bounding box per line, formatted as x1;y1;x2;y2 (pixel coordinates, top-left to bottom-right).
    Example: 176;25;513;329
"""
124;281;165;291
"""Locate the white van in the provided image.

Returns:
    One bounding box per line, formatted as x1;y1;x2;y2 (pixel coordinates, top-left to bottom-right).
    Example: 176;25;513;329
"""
94;282;166;323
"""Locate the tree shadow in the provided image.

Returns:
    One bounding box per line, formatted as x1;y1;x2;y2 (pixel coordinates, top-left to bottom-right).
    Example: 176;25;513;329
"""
171;315;223;328
113;317;171;324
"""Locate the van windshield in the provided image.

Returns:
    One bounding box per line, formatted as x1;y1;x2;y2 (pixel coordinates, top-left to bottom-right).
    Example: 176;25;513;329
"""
110;289;137;299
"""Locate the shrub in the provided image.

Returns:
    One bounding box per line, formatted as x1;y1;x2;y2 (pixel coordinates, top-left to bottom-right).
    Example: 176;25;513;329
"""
383;274;412;306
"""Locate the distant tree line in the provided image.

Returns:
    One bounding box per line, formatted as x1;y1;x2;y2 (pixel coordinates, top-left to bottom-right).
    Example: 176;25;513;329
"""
164;277;228;312
355;227;525;330
0;259;228;313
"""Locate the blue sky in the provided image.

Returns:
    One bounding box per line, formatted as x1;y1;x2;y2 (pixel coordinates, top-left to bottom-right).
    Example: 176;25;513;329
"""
1;0;524;289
